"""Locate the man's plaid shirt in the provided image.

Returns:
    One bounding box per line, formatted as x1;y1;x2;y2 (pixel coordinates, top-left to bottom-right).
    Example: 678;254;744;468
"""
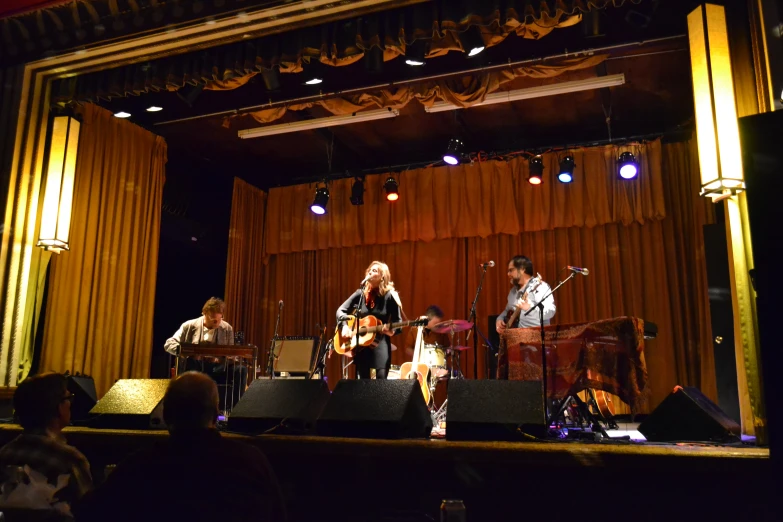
0;431;92;506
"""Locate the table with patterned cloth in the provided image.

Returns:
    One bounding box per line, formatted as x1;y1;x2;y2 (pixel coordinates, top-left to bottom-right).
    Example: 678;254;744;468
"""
497;317;649;412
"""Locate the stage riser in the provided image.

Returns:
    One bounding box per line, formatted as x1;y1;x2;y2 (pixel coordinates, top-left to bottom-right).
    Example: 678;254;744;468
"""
0;427;772;521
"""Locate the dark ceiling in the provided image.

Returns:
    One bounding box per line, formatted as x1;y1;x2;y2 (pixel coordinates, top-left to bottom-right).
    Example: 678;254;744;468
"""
97;0;703;189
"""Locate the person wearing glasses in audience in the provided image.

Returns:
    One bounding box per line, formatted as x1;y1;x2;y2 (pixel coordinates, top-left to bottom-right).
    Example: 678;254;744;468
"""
0;372;92;515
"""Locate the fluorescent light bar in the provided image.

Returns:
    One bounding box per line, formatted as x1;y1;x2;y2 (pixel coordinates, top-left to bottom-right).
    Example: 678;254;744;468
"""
424;74;626;113
238;108;400;139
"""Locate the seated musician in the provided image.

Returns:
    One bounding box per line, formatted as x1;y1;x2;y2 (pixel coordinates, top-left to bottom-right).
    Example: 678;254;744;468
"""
495;255;556;334
164;297;246;410
404;305;451;357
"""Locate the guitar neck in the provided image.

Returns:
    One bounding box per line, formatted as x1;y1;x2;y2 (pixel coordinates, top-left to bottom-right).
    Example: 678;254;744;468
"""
360;320;419;334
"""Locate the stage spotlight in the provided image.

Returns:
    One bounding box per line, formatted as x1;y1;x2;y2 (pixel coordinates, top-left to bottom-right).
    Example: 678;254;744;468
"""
463;26;485;57
177;83;204;107
350;177;365;206
310;186;330;214
618;151;639;179
558;155;575;183
305;78;323;85
113;111;131;118
384;177;399;201
443;138;464;165
365;46;383;74
528;155;544;185
146;106;163;112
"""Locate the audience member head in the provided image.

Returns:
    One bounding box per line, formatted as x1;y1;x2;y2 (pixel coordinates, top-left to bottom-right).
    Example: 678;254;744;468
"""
14;372;72;434
163;372;219;434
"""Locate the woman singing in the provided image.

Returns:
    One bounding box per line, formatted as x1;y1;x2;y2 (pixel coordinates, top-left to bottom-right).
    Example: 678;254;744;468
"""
336;261;402;379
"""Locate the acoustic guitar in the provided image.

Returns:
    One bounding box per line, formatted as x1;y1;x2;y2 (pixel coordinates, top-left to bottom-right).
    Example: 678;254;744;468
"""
333;316;427;355
399;325;430;405
504;273;543;328
589;388;616;419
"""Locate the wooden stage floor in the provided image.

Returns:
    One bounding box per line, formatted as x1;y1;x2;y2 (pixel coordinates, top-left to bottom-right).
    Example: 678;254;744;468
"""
0;424;773;521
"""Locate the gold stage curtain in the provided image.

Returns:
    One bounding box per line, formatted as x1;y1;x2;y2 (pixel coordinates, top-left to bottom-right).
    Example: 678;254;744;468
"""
224;178;268;346
264;140;664;255
233;139;715;411
49;1;640;103
39;103;167;397
235;54;607;126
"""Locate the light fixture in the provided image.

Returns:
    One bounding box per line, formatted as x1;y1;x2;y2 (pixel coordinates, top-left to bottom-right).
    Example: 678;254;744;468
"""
618;151;639;179
113;111;131;118
384;177;399;201
350;177;365;205
262;67;280;91
558;155;575;183
425;74;626;113
687;4;744;200
239;108;399;139
305;78;323;85
463;26;485;57
310;186;329;215
146;106;163;112
37;115;81;253
528;155;544;185
443;138;464;165
405;40;427;66
365;47;383;74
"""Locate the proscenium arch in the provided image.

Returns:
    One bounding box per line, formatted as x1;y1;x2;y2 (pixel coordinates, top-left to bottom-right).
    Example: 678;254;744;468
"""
0;0;429;386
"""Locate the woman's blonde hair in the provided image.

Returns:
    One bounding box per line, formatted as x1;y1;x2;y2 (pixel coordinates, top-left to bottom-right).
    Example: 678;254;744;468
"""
364;261;395;296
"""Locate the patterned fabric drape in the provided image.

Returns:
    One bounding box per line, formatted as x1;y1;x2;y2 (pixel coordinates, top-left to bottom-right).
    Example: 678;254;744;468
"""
264;140;665;255
48;1;641;103
39;103;167;397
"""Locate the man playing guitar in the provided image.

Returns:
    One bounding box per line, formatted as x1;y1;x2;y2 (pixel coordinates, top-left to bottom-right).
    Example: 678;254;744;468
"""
495;255;556;333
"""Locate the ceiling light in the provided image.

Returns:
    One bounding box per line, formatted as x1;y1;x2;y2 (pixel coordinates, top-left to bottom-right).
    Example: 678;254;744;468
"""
239;108;399;139
558;155;575;183
405;40;427;66
113;111;131;118
262;67;280;91
384;177;399;201
425;74;626;113
463;27;485;57
146;106;163;112
405;59;425;66
305;78;323;85
310;186;329;215
350;178;365;205
618;151;639;180
443;138;464;166
528;155;544;185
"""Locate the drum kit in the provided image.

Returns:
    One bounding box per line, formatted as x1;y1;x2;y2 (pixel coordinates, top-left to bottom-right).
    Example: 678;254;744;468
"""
387;318;473;427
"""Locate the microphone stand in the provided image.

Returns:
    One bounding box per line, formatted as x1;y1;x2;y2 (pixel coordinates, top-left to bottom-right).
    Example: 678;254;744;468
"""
352;280;368;378
467;265;492;379
267;304;283;379
524;271;577;428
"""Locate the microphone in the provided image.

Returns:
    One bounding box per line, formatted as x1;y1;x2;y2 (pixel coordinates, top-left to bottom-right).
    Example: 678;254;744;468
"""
278;300;284;309
481;260;495;268
361;274;371;285
567;266;589;276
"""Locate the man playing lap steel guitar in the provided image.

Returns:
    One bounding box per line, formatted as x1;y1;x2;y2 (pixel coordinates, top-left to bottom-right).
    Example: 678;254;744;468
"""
495;255;556;334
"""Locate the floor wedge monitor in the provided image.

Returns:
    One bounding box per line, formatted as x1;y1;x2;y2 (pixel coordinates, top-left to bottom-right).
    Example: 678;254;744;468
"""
89;379;168;430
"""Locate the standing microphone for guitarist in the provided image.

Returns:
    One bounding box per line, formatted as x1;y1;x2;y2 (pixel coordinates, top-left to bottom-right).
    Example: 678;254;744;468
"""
267;299;283;379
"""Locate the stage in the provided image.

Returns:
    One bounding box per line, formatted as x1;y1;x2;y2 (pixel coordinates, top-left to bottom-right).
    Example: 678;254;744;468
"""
0;424;772;521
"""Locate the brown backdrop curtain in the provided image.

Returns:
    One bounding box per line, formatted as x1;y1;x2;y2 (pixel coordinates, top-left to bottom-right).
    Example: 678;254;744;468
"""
40;103;167;397
227;138;715;411
224;178;268;346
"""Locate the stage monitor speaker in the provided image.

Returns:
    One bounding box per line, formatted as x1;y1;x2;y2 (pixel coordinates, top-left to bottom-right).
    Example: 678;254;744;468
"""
273;337;319;374
446;380;546;441
89;379;168;430
66;375;97;423
638;386;741;442
227;379;330;434
317;380;432;439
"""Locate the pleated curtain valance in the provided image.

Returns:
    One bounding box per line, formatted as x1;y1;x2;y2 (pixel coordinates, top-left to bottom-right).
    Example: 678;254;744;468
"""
50;0;641;104
264;138;666;255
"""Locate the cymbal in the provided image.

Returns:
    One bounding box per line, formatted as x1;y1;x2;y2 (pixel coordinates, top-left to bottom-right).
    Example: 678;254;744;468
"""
449;345;471;351
430;319;473;334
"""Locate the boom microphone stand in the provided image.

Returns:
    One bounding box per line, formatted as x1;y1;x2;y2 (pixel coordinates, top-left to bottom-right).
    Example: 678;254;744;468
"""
468;261;494;379
524;270;578;429
267;300;283;379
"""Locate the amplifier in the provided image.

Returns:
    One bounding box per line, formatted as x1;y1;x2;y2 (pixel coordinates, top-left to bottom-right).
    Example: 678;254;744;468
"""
272;336;319;374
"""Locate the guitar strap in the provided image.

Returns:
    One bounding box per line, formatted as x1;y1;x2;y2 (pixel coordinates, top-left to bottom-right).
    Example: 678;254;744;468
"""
389;289;404;315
